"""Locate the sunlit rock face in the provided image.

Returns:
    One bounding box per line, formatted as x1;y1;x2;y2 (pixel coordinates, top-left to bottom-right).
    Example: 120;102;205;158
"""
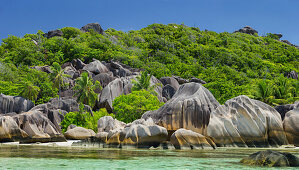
142;82;220;136
170;128;216;150
207;95;288;147
283;108;299;146
0;116;29;142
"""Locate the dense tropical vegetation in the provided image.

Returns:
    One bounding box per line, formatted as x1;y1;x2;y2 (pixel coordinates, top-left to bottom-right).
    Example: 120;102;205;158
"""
0;23;298;107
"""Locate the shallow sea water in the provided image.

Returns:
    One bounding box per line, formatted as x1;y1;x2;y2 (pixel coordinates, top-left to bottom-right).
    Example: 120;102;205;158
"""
0;144;298;170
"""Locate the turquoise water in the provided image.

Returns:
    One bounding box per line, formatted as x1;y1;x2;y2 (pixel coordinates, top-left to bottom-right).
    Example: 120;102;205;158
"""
0;145;298;169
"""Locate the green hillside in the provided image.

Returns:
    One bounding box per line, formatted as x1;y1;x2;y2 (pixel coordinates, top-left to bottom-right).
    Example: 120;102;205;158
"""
0;23;298;105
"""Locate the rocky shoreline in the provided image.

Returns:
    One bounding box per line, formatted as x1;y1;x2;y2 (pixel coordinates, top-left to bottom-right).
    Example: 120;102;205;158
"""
1;58;298;150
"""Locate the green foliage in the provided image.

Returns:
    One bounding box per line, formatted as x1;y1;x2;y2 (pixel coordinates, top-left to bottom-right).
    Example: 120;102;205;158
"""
61;27;82;39
19;80;40;103
60;107;113;133
112;90;164;123
132;71;160;95
73;72;102;108
1;23;298;105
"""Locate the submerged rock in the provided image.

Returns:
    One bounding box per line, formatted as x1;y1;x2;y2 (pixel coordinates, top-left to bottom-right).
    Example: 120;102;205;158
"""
170;128;215;149
283;108;299;146
207;95;288;147
64;127;96;140
241;150;299;167
0;94;34;114
142;82;220;135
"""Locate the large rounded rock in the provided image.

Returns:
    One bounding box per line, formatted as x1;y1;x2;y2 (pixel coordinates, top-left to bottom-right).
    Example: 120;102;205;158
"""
142;82;220;135
44;29;63;38
207;95;288;147
121;123;168;148
159;77;179;90
170;128;215;149
0;94;34;114
64;127;96;140
241;150;299;167
13;110;66;143
80;23;104;35
83;60;109;75
283;108;299;146
0;116;29;142
97;116;126;133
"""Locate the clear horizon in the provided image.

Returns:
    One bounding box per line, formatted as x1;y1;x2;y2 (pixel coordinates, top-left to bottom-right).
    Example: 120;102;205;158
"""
1;0;299;45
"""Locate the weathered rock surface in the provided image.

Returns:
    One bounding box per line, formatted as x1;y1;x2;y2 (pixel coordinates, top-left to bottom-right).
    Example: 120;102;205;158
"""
234;26;258;35
92;73;116;89
241;150;299;167
31;65;52;74
0;94;34;114
159;77;179;90
105;118;168;148
64;127;96;140
170;128;215;149
80;23;104;35
83;60;109;75
0;116;29;142
283;108;299;146
97;116;126;133
207;95;288;147
275;102;299;120
13;110;66;143
44;29;63;38
142;82;220;135
162;84;176;100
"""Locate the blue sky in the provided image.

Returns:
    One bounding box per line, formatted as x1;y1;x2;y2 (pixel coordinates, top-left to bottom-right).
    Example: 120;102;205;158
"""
1;0;299;45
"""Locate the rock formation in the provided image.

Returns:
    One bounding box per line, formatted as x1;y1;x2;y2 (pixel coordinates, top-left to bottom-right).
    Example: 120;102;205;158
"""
0;94;34;114
80;23;104;35
241;150;299;167
142;82;220;136
64;127;96;140
207;95;288;147
283;108;299;146
170;128;215;149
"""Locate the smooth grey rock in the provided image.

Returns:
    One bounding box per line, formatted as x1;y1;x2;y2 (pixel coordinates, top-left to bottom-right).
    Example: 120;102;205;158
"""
83;60;109;74
159;77;179;90
97;116;126;133
170;128;215;149
0;94;34;114
190;77;207;84
207;95;288;147
64;127;96;140
0;116;29;142
13;110;66;143
142;82;220;135
283;108;299;146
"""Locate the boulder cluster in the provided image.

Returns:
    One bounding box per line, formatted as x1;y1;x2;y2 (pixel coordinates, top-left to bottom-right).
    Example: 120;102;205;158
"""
1;56;298;149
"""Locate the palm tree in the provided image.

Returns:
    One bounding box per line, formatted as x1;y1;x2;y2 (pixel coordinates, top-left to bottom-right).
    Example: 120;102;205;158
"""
73;72;102;108
19;81;40;102
255;79;274;104
50;62;70;100
131;71;160;95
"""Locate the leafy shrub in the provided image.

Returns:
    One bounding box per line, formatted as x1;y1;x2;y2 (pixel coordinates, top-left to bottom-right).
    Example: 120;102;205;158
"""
60;107;113;133
61;27;82;39
112;90;164;123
